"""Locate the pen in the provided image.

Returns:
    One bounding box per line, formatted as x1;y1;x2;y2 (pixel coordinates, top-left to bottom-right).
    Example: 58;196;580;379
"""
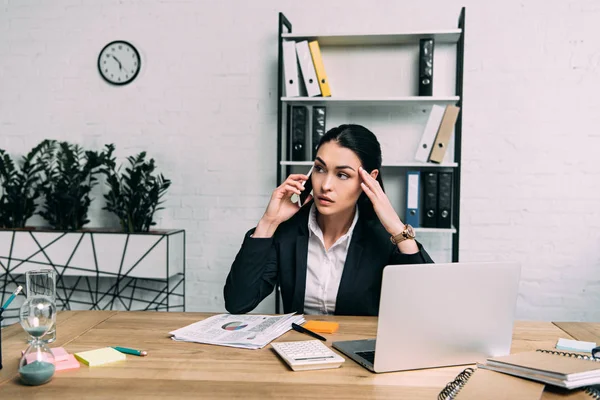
291;322;326;341
112;346;148;357
0;286;23;314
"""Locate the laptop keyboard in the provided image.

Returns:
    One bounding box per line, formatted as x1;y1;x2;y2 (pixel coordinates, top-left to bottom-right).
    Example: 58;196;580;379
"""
355;350;375;364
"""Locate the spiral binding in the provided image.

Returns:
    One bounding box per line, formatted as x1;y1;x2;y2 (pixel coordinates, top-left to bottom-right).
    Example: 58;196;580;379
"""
438;367;475;400
536;349;600;363
585;386;600;399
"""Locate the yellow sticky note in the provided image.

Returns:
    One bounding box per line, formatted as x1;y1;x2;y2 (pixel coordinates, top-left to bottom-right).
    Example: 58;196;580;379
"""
74;347;126;367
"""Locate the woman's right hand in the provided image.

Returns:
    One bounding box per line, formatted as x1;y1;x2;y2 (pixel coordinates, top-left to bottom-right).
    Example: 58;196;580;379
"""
253;174;312;238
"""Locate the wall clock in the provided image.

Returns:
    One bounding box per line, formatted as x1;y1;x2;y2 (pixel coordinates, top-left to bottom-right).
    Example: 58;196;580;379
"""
98;40;141;85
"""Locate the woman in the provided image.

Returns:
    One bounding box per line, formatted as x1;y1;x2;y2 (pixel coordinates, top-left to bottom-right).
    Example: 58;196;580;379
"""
224;124;433;316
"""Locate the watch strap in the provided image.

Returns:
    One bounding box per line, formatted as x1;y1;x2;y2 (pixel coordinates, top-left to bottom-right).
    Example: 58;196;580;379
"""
390;225;410;245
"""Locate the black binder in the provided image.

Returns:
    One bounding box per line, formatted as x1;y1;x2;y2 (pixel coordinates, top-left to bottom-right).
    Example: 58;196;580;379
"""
311;106;326;159
437;171;453;228
422;171;438;228
290;106;308;161
418;38;434;96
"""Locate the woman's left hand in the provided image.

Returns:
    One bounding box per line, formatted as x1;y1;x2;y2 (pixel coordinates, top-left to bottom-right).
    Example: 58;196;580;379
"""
359;167;405;236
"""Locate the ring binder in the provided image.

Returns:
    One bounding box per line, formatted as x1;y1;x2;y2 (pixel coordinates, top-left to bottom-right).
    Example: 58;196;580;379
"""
418;38;434;96
311;106;326;159
438;367;474;400
290;106;308;161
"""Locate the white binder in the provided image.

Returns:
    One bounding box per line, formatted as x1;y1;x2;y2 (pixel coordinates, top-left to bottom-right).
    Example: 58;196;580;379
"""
415;104;446;162
282;40;300;97
296;40;321;97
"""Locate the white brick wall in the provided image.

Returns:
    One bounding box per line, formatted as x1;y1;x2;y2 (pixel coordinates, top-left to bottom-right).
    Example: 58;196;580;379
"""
1;0;599;321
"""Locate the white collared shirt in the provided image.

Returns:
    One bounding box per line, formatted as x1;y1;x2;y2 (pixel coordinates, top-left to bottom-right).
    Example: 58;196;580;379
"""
304;203;359;315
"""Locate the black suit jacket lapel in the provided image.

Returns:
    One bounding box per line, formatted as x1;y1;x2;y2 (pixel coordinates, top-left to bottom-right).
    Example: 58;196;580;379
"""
291;235;309;312
290;208;310;313
335;217;366;315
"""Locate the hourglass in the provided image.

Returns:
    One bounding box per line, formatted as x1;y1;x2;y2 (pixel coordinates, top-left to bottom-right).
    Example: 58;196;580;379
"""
18;296;56;386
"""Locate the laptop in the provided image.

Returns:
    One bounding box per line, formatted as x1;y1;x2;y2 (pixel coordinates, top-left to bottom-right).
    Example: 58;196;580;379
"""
332;262;521;373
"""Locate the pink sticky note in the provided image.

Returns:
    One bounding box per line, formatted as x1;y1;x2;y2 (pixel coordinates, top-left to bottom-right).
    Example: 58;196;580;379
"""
24;347;71;364
54;354;80;371
50;347;69;363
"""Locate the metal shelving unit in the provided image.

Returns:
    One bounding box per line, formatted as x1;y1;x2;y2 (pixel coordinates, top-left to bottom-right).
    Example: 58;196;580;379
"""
275;9;466;313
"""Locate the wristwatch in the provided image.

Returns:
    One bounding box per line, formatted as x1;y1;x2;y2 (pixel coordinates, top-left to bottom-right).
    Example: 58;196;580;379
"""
390;224;416;245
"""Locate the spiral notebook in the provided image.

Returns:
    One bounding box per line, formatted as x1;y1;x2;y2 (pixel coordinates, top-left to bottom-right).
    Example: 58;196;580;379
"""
478;349;600;389
438;368;545;400
438;367;600;400
541;386;600;399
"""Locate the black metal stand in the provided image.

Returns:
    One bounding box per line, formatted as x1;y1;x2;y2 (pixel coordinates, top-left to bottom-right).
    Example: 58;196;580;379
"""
0;314;4;370
0;230;186;325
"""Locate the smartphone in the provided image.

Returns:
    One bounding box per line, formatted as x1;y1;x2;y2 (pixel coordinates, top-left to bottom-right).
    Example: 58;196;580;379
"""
298;166;314;206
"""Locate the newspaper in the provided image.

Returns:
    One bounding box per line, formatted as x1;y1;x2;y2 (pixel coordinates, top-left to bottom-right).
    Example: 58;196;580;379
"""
169;313;305;349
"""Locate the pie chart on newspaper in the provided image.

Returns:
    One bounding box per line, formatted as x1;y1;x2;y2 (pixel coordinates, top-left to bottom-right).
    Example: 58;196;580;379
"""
221;321;248;331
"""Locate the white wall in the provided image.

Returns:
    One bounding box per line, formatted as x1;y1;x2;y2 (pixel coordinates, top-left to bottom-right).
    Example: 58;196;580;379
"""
1;0;599;321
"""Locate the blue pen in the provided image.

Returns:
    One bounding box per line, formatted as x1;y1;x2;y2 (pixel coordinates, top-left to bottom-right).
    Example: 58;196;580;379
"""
0;286;23;314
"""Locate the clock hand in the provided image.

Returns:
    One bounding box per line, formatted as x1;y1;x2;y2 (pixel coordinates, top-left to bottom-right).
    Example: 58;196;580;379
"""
111;55;122;70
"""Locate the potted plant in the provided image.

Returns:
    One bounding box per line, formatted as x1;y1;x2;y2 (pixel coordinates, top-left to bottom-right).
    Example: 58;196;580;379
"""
37;142;113;231
0;140;54;229
103;151;172;233
0;142;185;324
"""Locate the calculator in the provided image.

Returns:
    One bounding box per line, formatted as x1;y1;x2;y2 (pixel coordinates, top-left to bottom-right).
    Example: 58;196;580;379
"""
271;340;345;371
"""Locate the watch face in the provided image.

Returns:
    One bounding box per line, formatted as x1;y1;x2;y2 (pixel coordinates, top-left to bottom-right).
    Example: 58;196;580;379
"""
98;40;141;85
406;224;416;238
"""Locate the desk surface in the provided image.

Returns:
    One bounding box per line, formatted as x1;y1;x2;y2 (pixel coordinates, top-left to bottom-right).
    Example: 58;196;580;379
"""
0;311;586;399
554;321;600;344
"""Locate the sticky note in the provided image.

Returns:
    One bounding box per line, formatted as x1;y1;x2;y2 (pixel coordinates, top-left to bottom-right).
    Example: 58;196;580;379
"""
303;321;339;334
55;354;81;371
556;338;597;353
25;346;70;364
51;347;70;362
74;347;126;366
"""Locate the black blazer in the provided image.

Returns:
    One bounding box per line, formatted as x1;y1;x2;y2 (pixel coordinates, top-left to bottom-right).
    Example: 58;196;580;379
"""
224;203;434;316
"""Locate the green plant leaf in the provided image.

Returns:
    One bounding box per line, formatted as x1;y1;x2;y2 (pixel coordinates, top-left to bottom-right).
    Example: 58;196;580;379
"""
103;151;171;232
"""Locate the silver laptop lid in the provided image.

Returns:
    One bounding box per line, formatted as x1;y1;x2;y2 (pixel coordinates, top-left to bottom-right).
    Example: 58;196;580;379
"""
374;262;521;373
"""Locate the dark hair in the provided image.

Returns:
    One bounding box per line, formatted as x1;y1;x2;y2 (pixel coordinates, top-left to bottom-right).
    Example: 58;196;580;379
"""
315;124;384;219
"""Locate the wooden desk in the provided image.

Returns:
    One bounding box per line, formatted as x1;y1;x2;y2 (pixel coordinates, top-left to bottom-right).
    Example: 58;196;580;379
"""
554;322;600;344
0;311;575;399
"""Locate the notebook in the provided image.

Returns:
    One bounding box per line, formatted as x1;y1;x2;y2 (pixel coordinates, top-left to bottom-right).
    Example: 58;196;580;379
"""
439;367;600;400
541;386;600;399
438;367;545;399
74;347;126;366
479;350;600;389
557;339;597;354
